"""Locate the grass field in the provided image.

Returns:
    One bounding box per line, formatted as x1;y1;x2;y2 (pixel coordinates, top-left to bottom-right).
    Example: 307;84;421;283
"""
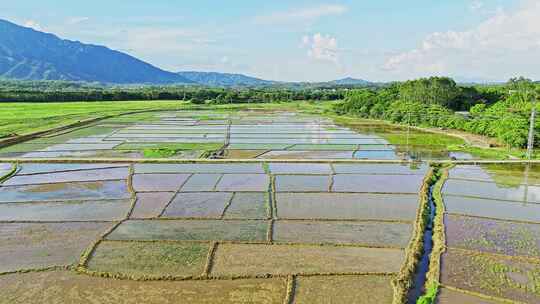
0;101;332;138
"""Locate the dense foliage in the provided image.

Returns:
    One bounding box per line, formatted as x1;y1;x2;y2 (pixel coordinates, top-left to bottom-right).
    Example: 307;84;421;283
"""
0;80;346;103
334;77;539;148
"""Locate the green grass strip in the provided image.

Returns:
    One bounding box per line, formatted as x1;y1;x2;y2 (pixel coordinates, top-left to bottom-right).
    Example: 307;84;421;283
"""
0;163;17;184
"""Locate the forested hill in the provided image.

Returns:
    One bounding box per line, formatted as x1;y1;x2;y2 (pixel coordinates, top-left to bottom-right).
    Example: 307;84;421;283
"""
0;19;193;84
177;71;276;87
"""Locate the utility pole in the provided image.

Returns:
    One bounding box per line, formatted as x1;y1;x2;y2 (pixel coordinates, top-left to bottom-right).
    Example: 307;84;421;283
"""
526;94;537;160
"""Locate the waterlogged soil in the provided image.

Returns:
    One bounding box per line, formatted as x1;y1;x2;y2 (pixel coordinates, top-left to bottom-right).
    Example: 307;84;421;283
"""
354;150;399;160
180;174;222;191
293;275;393;304
0;199;132;221
132;174;190;192
268;163;332;175
450;164;540;186
0;180;130;203
332;163;428;175
436;287;503;304
276;193;418;221
162;192;233;218
17;163;128;175
258;150;354;159
275;175;330;192
332;174;424;193
135;163;264;174
273;221;411;247
215;174;269;192
443;195;540;223
107;219;268;242
0;163;13;177
223;192;269;219
440;248;540;303
20;150;144;159
0;222;112;272
227;144;293;150
0;270;287;304
287;144;358;151
444;179;540;203
130;192;175;218
2;167;129;186
211;244;404;276
445;214;540;258
87;241;209;277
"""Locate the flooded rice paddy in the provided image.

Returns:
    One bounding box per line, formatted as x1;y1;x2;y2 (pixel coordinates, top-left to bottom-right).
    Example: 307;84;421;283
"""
0;109;537;303
0;110;471;160
438;164;540;304
0;160;426;303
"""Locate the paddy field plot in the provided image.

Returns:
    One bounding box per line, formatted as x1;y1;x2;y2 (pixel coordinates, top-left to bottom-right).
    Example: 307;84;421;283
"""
0;110;471;160
0;160;429;303
431;164;540;304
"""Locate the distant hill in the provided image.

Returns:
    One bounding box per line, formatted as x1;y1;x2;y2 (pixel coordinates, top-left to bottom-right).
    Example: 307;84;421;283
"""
177;71;276;87
327;77;372;86
0;19;193;84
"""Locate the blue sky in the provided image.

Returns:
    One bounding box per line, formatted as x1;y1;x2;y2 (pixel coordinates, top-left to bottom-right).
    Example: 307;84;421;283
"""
2;0;538;82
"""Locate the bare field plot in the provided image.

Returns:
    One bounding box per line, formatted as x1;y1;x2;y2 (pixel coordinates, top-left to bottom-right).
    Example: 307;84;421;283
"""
0;271;287;304
87;241;209;278
436;287;503;304
293;275;394;304
211;243;404;276
107;219;269;242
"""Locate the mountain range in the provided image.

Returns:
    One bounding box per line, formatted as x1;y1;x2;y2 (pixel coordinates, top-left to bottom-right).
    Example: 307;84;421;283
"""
0;19;371;86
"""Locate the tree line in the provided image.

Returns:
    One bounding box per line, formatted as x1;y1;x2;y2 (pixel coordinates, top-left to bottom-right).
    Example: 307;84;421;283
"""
0;80;348;103
334;77;539;148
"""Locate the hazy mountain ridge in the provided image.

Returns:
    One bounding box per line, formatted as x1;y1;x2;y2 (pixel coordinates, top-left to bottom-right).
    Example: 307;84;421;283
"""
0;19;373;87
0;19;193;84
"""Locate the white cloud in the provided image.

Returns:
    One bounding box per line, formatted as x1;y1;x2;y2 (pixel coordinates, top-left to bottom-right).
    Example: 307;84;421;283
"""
470;0;484;11
23;20;43;31
67;17;89;25
254;4;347;24
302;33;340;64
382;0;540;80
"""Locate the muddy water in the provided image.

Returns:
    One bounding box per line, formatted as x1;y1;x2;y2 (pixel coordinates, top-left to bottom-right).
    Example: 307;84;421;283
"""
444;195;540;222
132;174;190;192
0;180;130;202
0;199;132;221
275;175;330;192
276;193;419;221
274;220;412;247
162;192;233;218
445;214;540;258
222;192;268;219
0;222;113;272
2;167;129;186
